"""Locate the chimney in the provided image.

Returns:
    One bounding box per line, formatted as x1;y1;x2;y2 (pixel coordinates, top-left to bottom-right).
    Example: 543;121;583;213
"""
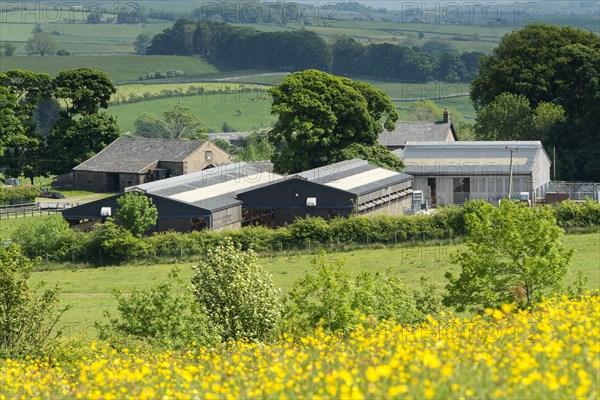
443;108;450;124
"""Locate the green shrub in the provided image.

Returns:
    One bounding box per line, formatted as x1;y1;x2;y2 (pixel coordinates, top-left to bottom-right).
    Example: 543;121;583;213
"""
97;267;217;349
191;238;282;342
13;214;75;260
85;220;150;263
286;216;332;245
283;251;426;337
554;199;600;227
0;186;39;205
0;245;67;358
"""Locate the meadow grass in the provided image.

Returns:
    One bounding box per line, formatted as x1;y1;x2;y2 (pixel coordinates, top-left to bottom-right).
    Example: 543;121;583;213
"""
107;92;276;133
0;55;223;82
27;231;600;338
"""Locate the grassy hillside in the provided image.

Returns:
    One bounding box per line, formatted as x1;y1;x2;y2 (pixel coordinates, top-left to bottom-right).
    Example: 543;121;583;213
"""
107;92;275;133
0;55;222;82
28;231;600;337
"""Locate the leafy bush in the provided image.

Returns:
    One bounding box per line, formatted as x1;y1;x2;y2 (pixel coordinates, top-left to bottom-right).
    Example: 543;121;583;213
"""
444;201;574;312
191;239;282;342
13;213;74;260
0;186;39;205
283;251;425;336
554;199;600;227
286;216;332;245
0;245;67;358
85;220;150;263
97;267;217;349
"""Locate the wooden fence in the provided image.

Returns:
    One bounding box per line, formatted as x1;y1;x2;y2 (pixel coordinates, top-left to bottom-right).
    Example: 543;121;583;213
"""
0;202;79;220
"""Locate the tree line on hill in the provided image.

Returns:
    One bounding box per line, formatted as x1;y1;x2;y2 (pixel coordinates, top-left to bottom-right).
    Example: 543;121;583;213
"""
145;20;482;83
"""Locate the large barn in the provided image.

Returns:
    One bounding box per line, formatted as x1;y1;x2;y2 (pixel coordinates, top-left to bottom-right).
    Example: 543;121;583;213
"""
237;159;413;227
396;141;551;207
63;162;281;232
54;138;232;192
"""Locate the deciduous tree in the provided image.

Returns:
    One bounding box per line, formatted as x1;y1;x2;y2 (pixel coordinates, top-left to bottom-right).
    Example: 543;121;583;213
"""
268;70;399;173
444;201;574;312
115;192;158;237
24;33;58;56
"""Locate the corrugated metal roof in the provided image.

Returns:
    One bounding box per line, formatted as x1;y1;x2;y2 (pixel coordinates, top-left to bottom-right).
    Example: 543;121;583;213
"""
396;141;549;175
129;161;282;211
297;158;411;195
74;138;206;173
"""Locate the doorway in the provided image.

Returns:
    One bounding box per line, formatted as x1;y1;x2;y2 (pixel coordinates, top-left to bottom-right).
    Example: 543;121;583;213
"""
453;177;471;204
427;178;437;207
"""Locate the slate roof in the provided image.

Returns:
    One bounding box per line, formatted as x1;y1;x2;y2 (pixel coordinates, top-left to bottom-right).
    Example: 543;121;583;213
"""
296;159;412;196
73;138;206;174
378;121;457;147
128;161;282;212
395;141;550;175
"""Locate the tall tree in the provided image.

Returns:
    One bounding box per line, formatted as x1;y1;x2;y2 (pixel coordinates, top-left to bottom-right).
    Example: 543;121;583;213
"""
474;93;533;141
115;192;158;237
162;105;206;140
134;34;151;55
44;113;121;175
2;43;16;56
470;24;600;180
24;33;58;56
268;70;399;173
134;112;169;138
53;68;115;116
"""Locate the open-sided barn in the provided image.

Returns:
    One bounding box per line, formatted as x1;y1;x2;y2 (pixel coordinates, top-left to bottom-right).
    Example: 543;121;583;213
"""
396;141;551;207
237;159;413;227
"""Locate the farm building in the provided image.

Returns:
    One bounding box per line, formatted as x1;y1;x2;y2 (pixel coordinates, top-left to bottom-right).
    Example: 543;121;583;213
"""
62;162;281;232
127;161;282;231
237;159;413;227
54;138;232;192
395;141;551;207
378;109;457;151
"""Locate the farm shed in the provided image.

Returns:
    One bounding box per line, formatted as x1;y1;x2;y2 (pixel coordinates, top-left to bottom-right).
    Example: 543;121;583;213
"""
127;161;282;231
237;159;413;227
58;138;231;192
378;109;457;151
61;193;210;233
395;141;551;207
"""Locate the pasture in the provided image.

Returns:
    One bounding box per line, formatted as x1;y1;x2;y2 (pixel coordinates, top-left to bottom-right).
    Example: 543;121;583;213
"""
28;231;600;338
107;92;276;133
0;55;222;82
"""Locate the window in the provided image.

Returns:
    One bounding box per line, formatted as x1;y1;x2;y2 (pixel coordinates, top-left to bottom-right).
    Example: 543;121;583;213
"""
205;151;213;161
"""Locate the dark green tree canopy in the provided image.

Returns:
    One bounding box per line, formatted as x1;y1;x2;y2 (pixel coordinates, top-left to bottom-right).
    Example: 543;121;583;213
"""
470;24;600;181
471;24;600;110
53;68;116;116
268;70;400;174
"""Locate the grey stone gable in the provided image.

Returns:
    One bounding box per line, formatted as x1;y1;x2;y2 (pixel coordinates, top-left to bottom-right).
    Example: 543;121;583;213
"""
73;138;207;174
378;121;457;147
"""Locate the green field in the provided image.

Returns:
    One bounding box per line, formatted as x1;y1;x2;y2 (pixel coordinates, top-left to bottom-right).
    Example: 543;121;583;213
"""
27;231;599;338
107;92;275;133
0;55;222;82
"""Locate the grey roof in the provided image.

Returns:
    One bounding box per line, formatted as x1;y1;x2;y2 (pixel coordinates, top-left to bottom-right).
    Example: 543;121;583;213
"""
378;121;456;147
296;158;412;196
207;131;252;142
396;141;550;175
74;138;206;174
128;161;282;212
